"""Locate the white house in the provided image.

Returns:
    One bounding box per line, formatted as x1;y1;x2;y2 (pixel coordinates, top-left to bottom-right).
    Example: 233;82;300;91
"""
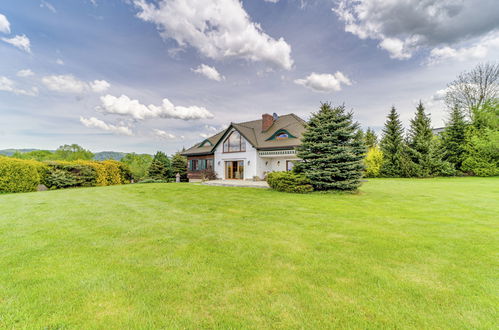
182;113;306;181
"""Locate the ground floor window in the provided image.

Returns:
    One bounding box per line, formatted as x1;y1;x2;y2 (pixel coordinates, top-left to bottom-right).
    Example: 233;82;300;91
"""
189;158;214;171
286;160;294;171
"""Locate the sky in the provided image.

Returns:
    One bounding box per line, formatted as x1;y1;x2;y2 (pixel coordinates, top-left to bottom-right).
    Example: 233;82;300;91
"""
0;0;498;154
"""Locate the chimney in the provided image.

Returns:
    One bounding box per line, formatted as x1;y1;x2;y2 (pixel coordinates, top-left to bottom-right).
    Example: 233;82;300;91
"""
262;113;274;132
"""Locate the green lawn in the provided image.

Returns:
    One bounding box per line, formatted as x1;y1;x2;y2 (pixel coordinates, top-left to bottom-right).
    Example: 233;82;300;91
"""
0;178;497;328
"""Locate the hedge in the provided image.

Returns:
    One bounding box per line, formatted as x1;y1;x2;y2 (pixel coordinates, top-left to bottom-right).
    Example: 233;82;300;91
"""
0;156;42;193
266;171;313;193
0;157;132;193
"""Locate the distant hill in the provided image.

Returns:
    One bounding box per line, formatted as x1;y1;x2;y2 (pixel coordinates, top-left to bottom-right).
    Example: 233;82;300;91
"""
93;151;127;161
0;149;127;161
0;149;42;156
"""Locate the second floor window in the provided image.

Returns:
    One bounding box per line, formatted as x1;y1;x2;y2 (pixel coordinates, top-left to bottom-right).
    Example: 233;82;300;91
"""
223;131;246;153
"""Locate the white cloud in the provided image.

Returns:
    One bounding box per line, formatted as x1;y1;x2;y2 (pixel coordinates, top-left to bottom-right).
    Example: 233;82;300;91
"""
153;129;176;139
133;0;293;70
17;69;34;77
90;80;111;93
199;133;211;139
192;64;224;81
42;75;110;94
56;58;64;65
1;35;31;53
0;14;10;34
427;32;499;65
294;72;352;93
0;76;38;96
98;94;214;121
333;0;499;60
41;1;57;13
80;116;133;136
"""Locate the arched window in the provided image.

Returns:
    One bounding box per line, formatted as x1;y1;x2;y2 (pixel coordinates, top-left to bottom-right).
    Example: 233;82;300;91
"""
223;131;246;153
276;132;289;140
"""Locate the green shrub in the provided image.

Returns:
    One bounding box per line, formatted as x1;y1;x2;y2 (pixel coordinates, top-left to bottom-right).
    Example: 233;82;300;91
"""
461;129;499;177
45;161;97;188
116;161;133;184
0;156;41;193
365;147;383;177
266;171;313;193
75;160;107;186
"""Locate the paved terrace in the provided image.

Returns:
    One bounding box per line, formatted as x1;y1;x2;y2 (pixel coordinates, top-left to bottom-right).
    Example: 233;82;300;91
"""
202;180;269;188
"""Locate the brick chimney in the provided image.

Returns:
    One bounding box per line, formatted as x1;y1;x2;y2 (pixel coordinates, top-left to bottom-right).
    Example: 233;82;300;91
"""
262;113;273;132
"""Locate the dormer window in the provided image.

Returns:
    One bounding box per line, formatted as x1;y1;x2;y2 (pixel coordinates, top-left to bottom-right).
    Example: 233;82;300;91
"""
223;131;246;153
266;129;297;141
198;139;213;148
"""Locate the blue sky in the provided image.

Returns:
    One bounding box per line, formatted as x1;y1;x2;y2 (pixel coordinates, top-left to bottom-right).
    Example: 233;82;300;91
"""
1;0;498;154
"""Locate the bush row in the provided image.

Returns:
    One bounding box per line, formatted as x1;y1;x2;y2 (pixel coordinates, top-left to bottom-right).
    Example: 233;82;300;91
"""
0;156;132;193
266;171;313;194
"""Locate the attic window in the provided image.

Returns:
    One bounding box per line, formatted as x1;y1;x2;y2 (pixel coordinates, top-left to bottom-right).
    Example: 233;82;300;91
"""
198;139;213;148
266;129;297;141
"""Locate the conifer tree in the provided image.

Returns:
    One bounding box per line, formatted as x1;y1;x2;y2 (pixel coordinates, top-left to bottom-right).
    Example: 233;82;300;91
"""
365;127;378;148
171;152;188;181
380;107;407;176
297;103;365;191
406;101;434;176
147;151;172;180
441;105;468;171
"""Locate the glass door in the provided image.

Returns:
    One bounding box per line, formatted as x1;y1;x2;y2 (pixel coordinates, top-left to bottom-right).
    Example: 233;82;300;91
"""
225;161;244;179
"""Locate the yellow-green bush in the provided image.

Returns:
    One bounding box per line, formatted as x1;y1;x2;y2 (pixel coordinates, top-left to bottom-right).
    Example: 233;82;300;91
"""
0;156;41;193
102;160;122;185
365;147;383;178
75;160;107;186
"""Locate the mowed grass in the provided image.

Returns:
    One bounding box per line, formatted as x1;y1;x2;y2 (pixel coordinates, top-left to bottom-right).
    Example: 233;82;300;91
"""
0;178;497;329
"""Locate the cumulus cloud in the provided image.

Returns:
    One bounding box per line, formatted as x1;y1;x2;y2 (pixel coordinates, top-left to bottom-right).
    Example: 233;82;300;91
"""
80;116;133;136
42;75;110;94
192;64;224;81
1;35;31;53
90;80;111;93
133;0;293;70
294;72;352;93
0;76;38;96
153;129;176;139
0;13;10;34
17;69;34;77
427;32;499;64
333;0;499;60
98;94;214;121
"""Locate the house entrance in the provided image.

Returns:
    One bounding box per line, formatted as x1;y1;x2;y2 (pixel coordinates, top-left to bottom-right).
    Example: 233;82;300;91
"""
225;160;244;179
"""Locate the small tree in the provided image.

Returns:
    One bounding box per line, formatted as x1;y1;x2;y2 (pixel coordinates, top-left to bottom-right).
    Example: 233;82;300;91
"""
147;151;172;180
441;106;468;171
297;103;365;191
121;153;153;181
380;107;407;177
171;152;188;181
364;127;378;148
365;146;383;177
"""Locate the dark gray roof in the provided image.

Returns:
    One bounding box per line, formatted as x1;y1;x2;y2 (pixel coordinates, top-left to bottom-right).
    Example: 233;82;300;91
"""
181;113;306;156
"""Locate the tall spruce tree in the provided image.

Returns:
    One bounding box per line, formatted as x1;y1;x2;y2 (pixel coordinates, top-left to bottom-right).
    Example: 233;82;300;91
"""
147;151;172;180
380;107;407;177
441;105;468;171
365;127;378;148
171;152;188;181
297;103;365;191
406;101;434;176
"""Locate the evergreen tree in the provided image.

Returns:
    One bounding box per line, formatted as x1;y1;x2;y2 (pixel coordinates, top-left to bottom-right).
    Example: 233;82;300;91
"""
365;127;378;148
147;151;172;180
297;103;365;191
406;101;434;176
380;107;407;177
441;105;468;171
171;152;188;181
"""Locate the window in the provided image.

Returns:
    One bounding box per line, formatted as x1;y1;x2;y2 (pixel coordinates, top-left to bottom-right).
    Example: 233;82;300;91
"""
207;159;213;169
276;132;289;140
223;131;246;153
190;160;198;171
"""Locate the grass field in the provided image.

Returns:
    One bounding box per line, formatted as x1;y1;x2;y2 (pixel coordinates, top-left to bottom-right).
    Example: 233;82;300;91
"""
0;178;497;328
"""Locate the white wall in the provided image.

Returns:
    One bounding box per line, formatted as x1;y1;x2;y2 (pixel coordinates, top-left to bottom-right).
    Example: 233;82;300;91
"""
213;131;258;180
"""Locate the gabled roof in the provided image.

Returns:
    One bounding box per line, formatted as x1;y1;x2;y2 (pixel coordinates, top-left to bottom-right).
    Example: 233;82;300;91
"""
181;113;307;156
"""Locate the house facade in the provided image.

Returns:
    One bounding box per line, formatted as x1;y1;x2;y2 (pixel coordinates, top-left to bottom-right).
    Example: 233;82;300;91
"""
182;113;306;181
